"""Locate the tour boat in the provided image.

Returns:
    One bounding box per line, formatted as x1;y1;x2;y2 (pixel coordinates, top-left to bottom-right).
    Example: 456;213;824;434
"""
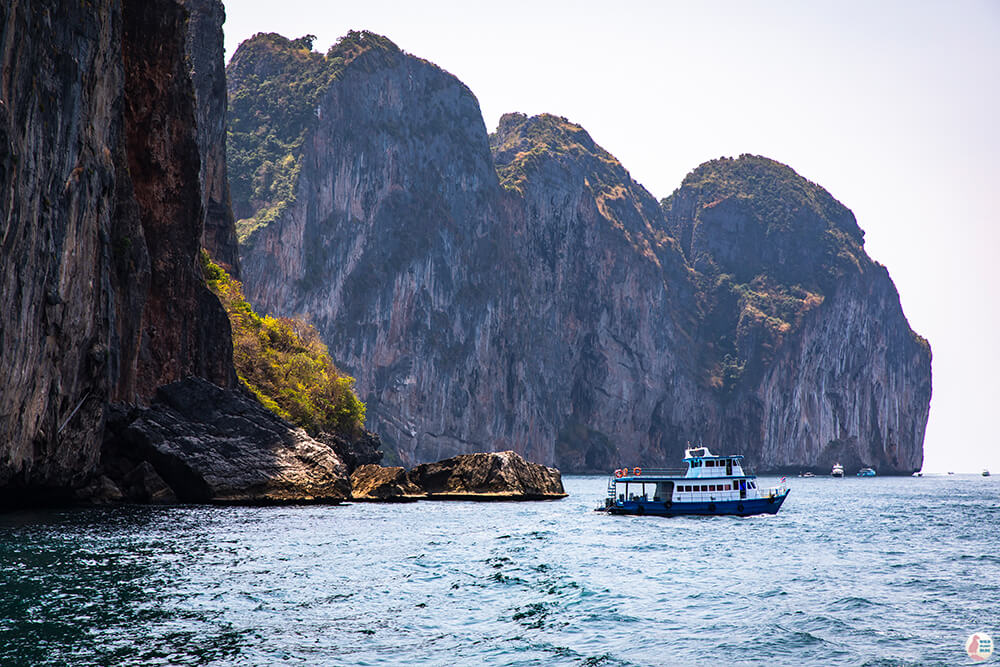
831;463;845;477
983;469;991;477
598;446;789;517
857;467;876;477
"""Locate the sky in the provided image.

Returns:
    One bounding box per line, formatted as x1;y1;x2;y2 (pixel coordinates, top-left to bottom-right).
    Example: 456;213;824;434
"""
221;0;1000;472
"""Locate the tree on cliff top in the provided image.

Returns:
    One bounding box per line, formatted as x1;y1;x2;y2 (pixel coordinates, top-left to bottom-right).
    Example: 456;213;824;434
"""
200;250;366;436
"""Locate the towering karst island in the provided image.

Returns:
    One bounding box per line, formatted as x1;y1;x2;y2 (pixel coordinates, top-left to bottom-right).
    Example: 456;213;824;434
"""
227;32;932;473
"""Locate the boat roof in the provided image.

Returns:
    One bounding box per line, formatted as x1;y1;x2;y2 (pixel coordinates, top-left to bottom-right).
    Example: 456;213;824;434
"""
683;446;743;460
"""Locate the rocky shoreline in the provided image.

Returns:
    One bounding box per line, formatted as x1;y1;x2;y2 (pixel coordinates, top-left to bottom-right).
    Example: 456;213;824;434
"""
84;377;567;506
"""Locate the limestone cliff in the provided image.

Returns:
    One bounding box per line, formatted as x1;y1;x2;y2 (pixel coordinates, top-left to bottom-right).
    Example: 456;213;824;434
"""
1;0;240;503
661;156;932;472
229;33;932;473
1;1;129;496
182;0;241;278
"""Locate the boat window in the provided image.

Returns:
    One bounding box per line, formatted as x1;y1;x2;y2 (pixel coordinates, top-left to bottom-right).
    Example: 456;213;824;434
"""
732;481;738;490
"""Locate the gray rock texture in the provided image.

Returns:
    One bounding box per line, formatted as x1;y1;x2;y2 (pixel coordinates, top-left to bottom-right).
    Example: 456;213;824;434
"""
181;0;241;277
103;377;351;503
0;0;129;499
660;156;933;473
226;33;931;474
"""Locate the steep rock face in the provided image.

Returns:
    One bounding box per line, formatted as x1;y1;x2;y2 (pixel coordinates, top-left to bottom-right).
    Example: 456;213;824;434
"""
123;0;235;395
231;32;521;465
0;0;236;501
490;113;708;470
752;268;932;471
662;156;932;472
230;33;931;473
181;0;240;277
0;1;138;496
231;35;709;470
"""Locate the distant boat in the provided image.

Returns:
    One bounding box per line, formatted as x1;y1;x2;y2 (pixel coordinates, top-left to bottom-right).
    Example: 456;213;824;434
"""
947;471;955;475
984;469;991;477
802;472;816;478
857;467;876;477
831;463;844;478
911;471;923;477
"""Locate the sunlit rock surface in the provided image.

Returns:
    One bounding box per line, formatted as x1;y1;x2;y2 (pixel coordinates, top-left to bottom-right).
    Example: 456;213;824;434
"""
227;33;931;474
103;378;351;503
407;451;567;500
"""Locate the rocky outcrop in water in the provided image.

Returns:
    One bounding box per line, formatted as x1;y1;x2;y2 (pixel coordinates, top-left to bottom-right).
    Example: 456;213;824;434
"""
102;377;351;503
407;451;567;500
350;451;566;501
349;464;421;501
228;32;931;474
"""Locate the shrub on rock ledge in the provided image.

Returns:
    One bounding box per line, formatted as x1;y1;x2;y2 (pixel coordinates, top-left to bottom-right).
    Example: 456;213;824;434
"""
201;250;365;436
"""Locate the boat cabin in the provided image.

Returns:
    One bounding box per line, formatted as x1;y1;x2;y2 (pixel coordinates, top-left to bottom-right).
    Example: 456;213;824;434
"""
603;445;789;516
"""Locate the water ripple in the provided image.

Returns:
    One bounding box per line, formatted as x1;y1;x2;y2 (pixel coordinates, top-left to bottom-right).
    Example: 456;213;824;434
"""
1;475;998;665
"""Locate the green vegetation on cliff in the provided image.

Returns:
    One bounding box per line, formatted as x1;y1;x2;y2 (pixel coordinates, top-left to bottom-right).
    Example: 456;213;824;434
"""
490;112;678;265
227;31;400;244
200;250;365;435
490;113;626;195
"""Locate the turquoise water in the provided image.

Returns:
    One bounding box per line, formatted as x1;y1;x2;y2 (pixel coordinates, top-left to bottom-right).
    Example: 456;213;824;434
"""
1;475;997;666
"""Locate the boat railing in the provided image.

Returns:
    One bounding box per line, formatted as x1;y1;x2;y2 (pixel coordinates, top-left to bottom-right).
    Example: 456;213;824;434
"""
614;468;688;478
763;478;788;498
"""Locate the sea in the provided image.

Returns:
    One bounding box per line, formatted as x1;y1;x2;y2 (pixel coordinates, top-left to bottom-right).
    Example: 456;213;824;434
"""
1;474;997;666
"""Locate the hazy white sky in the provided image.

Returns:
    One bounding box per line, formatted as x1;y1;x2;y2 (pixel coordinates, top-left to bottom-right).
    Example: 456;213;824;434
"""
222;0;999;472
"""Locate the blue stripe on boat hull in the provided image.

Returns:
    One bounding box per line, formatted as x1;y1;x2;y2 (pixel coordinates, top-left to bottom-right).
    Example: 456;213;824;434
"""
607;491;790;517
